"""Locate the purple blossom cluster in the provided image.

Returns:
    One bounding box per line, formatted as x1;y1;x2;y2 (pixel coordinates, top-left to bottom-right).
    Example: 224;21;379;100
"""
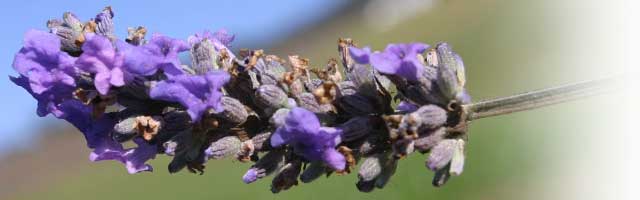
11;7;472;193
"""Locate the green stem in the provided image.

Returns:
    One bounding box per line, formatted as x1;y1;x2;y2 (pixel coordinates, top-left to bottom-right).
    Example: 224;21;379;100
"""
462;76;620;121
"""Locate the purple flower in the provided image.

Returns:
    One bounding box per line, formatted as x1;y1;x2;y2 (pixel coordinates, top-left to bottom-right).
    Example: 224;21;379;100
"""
369;43;429;81
270;107;346;171
57;100;124;162
149;71;230;122
12;30;77;95
122;138;157;174
117;34;189;77
60;100;157;174
349;46;372;64
76;34;129;95
144;34;190;76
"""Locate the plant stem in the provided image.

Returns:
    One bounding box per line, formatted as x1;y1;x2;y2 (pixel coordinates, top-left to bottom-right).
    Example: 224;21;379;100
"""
462;76;620;121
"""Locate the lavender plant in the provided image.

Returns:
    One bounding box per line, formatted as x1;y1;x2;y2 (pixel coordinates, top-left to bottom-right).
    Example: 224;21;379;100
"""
10;7;614;193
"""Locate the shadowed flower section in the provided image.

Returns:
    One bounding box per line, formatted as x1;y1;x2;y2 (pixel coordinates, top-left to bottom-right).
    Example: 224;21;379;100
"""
369;43;429;81
59;100;157;174
76;34;128;95
270;107;346;171
149;71;230;122
57;100;124;162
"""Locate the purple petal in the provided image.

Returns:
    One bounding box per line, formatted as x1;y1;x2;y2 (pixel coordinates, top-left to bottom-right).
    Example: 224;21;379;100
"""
117;41;158;76
149;71;229;122
408;43;428;54
109;67;125;87
370;51;402;75
322;148;346;171
94;71;112;95
397;101;419;112
284;107;321;134
123;138;157;174
77;34;128;95
395;60;423;81
270;128;289;147
212;29;235;46
149;77;206;121
349;46;371;64
242;168;259;183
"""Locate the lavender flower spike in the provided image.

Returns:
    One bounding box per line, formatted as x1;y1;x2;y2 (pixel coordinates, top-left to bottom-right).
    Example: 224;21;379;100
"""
149;71;230;122
270;107;346;171
369;43;429;81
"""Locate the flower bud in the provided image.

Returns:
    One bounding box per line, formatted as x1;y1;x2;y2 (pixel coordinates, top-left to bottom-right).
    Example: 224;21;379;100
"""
296;93;333;113
358;155;384;182
356;179;376;192
164;129;206;173
374;157;398;189
270;108;290;127
154;110;191;142
426;139;457;171
48;24;83;55
256;84;288;109
271;160;302;193
190;39;219;74
337;81;358;96
254;55;287;85
300;161;326;183
218;96;248;125
204;136;242;160
348;64;378;98
113;116;137;142
62;12;83;32
339;116;373;142
243;150;286;184
250;131;272;151
358;135;385;156
94;7;115;39
400;105;447;136
432;164;451;187
414;127;447;152
435;42;466;101
449;139;465;176
336;94;375;116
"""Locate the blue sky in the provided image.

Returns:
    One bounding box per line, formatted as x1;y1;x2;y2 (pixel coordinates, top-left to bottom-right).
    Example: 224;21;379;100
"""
0;0;349;154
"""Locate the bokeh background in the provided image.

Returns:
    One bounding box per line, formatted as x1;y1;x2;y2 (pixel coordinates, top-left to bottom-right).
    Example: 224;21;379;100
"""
0;0;634;200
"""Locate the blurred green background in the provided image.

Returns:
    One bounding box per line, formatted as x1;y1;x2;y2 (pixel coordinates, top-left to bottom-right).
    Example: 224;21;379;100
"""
1;0;619;199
